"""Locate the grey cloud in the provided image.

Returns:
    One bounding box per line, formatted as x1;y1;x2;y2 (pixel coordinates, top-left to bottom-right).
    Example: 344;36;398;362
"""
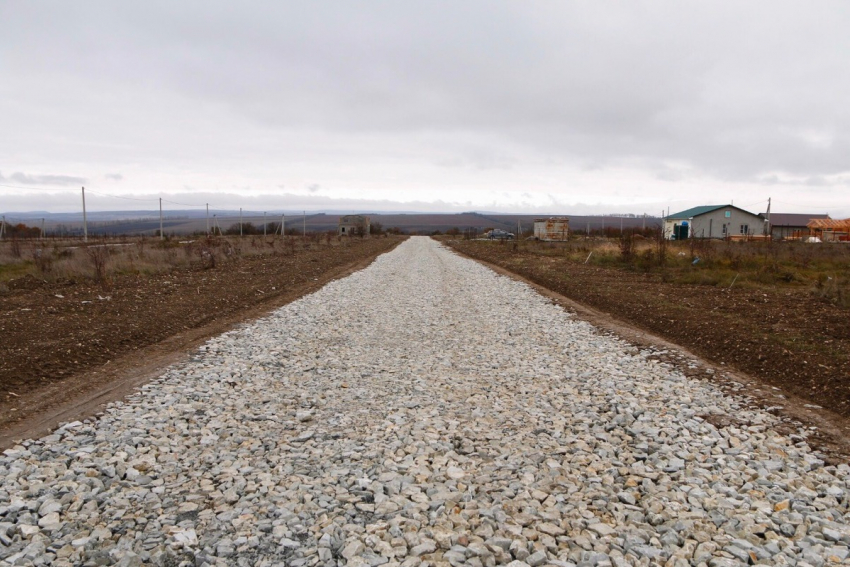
307;184;321;194
0;171;86;186
757;174;849;187
104;173;124;181
1;2;849;212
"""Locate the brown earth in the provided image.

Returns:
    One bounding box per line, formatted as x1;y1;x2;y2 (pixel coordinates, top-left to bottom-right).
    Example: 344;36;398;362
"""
445;239;850;461
0;237;403;447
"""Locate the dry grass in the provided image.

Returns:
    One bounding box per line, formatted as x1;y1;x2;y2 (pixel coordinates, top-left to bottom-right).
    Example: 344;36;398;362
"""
443;234;850;305
0;233;353;287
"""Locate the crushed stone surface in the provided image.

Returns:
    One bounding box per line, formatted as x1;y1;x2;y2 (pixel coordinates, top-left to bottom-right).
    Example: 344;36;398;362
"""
1;236;848;567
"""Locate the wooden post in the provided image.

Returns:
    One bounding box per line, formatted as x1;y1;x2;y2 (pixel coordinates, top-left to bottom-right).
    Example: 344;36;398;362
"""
159;197;163;240
206;203;209;236
263;211;267;236
240;207;243;237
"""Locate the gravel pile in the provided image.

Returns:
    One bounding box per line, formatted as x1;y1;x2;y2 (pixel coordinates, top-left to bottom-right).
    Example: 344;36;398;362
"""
1;237;848;567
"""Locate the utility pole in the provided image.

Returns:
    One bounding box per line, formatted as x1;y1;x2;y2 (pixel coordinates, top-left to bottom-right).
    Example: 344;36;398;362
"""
642;213;646;230
41;218;45;240
0;215;5;240
206;203;209;236
159;197;163;240
263;211;267;236
281;213;285;239
303;211;306;237
239;207;243;237
766;197;772;237
82;187;88;242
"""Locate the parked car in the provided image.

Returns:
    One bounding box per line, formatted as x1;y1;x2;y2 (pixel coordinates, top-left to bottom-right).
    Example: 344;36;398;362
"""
486;229;515;240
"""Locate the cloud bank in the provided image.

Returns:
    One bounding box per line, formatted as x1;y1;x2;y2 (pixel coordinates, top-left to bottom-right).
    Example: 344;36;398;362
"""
1;2;848;216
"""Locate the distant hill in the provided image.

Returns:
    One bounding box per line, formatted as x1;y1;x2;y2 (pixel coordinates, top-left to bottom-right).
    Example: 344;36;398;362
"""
1;210;661;236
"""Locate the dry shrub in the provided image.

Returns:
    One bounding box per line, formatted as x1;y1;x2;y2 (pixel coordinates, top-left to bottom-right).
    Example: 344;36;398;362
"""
197;245;216;269
31;245;53;275
86;245;110;287
653;227;668;266
9;238;22;259
814;275;849;308
619;231;635;261
135;238;147;259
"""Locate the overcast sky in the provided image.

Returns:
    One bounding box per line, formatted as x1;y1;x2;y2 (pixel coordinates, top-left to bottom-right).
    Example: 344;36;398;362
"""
1;2;848;217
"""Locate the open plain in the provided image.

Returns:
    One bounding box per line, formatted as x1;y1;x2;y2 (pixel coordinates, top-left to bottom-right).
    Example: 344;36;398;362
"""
1;237;848;566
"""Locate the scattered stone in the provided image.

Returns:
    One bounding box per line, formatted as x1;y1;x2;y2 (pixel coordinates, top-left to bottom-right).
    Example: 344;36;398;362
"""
0;238;846;566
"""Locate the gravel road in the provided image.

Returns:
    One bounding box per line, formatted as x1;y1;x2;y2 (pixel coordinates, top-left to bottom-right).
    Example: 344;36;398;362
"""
1;237;848;567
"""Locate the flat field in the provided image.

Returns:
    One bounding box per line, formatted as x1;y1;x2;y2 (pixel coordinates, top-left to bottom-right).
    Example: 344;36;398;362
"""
0;234;403;441
444;237;850;420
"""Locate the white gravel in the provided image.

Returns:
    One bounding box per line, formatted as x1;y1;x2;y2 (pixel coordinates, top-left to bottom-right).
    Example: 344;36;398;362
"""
1;236;848;567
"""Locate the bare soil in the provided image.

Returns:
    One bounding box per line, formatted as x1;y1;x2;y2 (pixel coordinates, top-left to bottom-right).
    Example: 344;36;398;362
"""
446;239;850;461
0;237;402;447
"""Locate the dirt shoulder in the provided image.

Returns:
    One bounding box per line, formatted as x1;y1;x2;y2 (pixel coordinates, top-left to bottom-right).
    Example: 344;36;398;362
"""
445;239;850;462
0;237;403;447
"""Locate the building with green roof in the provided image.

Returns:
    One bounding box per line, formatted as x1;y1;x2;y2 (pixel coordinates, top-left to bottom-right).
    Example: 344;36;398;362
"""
664;204;765;240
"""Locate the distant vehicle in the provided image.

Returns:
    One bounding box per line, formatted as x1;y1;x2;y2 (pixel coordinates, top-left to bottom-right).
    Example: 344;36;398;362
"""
486;229;515;240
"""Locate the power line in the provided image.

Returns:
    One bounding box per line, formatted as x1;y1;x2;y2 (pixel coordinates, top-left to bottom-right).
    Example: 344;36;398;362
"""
0;183;81;192
161;198;208;208
85;190;160;203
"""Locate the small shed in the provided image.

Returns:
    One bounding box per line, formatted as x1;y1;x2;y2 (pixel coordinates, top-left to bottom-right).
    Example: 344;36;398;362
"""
664;205;764;240
533;217;570;241
338;215;370;236
807;218;850;241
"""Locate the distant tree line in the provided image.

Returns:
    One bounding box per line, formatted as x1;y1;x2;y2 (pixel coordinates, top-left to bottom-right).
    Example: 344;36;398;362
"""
1;222;42;238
